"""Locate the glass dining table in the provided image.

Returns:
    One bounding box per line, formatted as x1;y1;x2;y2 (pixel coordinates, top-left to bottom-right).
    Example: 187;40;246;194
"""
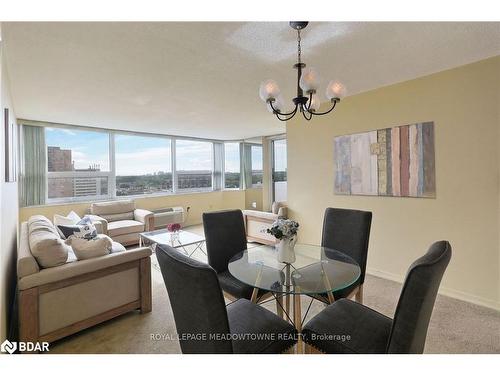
228;243;361;353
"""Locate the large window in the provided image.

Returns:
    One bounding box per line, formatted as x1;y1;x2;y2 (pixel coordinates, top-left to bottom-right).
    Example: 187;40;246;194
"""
224;142;241;189
115;134;172;196
175;139;213;192
46;127;111;201
272;139;287;202
41;124;259;204
251;145;263;187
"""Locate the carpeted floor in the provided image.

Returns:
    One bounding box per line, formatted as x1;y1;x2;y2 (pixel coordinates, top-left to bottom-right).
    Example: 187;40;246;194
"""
47;226;500;354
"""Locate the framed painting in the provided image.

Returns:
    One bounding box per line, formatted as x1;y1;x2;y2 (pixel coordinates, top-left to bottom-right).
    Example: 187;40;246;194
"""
334;122;435;198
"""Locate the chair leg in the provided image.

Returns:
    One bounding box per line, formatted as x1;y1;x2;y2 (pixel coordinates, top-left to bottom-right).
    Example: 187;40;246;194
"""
355;284;364;304
276;294;284;318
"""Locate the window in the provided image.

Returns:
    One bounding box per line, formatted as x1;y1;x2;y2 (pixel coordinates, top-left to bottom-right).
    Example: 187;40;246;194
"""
224;142;241;189
272;139;287;202
40;123;262;204
251;145;263;187
46;127;111;201
175;139;213;191
115;134;172;196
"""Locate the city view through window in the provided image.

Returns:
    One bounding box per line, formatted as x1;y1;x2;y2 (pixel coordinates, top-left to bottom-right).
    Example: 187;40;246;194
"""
45;127;262;201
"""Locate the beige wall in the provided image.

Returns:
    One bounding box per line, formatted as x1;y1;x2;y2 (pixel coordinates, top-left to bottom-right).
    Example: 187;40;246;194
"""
0;35;19;341
245;188;263;210
19;190;248;226
287;56;500;310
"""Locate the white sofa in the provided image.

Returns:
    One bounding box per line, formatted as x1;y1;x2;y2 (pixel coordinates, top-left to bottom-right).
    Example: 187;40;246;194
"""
89;200;154;246
242;202;288;245
17;215;152;349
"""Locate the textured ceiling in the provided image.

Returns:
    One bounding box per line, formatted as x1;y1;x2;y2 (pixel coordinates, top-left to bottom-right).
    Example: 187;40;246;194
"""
3;22;500;140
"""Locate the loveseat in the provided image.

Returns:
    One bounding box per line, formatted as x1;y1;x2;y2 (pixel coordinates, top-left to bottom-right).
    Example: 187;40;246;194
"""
242;201;288;245
89;200;154;246
17;215;152;349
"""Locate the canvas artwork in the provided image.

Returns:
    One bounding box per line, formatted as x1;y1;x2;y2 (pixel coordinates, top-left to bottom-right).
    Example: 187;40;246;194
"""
334;122;435;198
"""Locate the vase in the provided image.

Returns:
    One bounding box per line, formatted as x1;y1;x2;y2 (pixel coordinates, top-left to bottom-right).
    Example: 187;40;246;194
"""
276;236;297;264
170;231;179;244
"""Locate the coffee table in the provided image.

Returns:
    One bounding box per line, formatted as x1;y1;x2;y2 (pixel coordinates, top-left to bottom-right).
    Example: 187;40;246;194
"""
139;229;206;258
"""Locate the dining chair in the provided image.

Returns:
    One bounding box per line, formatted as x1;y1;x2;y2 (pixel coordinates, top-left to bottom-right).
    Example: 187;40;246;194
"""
317;207;372;304
302;240;452;354
202;209;266;301
156;244;297;354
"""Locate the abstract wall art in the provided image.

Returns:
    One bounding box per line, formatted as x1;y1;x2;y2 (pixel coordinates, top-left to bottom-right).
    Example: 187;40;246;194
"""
334;122;435;198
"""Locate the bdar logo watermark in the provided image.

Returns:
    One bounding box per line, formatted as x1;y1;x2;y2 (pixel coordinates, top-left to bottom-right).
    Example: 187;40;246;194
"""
1;339;49;354
1;340;16;354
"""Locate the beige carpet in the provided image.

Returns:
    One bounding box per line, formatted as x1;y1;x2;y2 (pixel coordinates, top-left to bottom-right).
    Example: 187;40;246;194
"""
48;226;500;354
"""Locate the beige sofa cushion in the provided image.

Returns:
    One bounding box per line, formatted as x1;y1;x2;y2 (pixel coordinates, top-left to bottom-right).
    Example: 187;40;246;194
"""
99;211;134;222
18;247;152;290
91;200;135;216
28;216;70;268
271;201;288;217
18;222;40;278
68;234;113;260
107;220;144;237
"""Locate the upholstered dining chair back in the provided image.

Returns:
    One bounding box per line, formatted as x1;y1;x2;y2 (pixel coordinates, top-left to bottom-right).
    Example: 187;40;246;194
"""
321;208;372;284
387;241;452;354
156;244;233;354
203;209;248;273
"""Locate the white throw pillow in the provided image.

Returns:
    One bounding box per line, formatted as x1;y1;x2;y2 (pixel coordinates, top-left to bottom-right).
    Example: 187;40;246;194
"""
67;234;113;260
53;211;82;226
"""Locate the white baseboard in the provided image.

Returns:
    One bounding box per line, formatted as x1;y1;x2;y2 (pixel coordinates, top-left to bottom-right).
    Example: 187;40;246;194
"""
367;267;500;312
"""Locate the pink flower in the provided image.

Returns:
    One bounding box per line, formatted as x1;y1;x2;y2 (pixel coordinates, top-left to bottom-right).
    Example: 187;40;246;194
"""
167;223;181;232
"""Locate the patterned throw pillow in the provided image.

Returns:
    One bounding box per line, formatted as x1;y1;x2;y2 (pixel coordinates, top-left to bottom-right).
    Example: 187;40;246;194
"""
57;216;98;240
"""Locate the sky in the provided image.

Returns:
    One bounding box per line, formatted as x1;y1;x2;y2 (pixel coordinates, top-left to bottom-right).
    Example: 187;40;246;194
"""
45;128;268;176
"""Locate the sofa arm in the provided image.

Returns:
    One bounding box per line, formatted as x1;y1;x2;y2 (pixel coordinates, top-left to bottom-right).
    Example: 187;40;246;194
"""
134;209;154;231
18;246;152;290
86;214;108;234
277;206;288;218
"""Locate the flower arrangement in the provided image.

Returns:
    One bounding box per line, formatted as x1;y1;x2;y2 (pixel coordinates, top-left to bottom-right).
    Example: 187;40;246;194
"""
267;219;299;240
167;223;181;232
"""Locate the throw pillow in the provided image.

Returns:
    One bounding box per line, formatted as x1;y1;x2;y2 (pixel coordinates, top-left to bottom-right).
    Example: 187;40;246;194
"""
68;234;113;260
53;211;82;226
54;211;82;238
58;216;98;240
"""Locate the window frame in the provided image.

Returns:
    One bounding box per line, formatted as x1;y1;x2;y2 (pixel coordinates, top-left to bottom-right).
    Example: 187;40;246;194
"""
114;132;174;197
37;122;241;204
222;141;242;190
46;126;113;204
250;143;264;188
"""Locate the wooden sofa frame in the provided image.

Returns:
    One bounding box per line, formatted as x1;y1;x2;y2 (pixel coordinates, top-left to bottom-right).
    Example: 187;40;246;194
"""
19;257;152;345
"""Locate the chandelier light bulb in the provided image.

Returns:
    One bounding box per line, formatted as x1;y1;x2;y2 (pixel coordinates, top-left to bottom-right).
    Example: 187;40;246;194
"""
268;95;285;113
299;67;320;94
259;79;281;102
326;80;347;100
309;94;321;112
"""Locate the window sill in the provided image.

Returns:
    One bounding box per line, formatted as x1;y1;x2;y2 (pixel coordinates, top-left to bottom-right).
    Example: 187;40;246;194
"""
23;188;255;209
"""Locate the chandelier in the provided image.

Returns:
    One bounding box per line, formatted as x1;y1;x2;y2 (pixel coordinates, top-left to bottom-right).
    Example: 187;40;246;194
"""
259;22;346;122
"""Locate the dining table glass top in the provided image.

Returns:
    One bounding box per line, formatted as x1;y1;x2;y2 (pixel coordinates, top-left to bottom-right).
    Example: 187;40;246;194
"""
228;244;361;295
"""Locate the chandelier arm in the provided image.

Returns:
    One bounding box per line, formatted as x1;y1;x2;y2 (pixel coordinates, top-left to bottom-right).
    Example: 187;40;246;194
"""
306;100;338;116
275;106;298;122
305;92;313;111
301;107;313;121
269;100;298;117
